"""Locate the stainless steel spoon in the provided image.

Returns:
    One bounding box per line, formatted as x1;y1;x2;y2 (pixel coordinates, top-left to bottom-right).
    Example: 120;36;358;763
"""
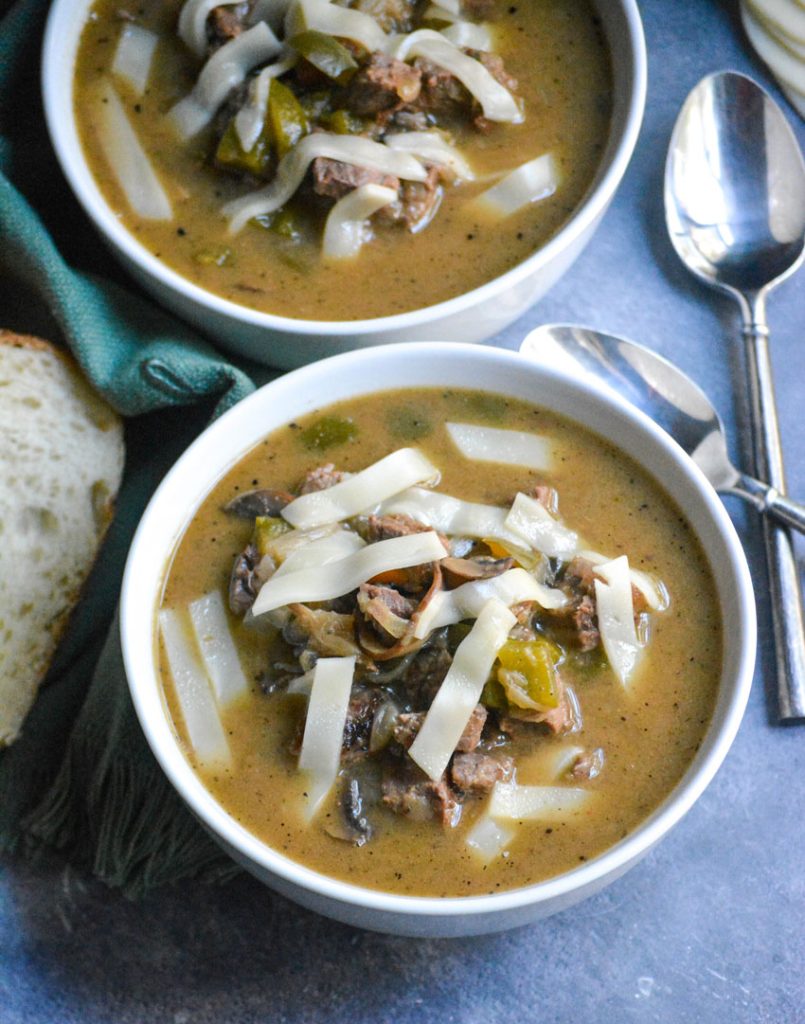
665;71;805;721
519;324;805;535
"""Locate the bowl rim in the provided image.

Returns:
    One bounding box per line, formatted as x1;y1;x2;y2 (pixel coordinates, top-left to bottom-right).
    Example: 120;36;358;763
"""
120;342;756;922
42;0;647;336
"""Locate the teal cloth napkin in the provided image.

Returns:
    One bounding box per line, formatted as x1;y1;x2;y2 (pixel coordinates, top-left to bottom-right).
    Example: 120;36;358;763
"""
0;0;274;894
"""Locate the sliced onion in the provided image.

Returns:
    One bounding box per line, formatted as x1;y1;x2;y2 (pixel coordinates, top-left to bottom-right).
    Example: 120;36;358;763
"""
97;82;173;220
489;782;592;821
252;531;447;615
475;153;559;218
427;0;461;14
286;669;315;695
390;30;522;123
224;132;427;232
380;487;524;547
414;567;566;639
298;656;356;819
384;131;475;181
322;183;399;260
273;528;365;578
282;448;439;530
169;23;283;140
234;54;298;152
188;590;249;706
249;0;294;32
112;24;158;97
159;608;231;767
578;549;669;612
285;0;388;51
504;492;578;559
537;744;586;782
178;0;241;57
446;422;552;470
465;813;514;862
409;597;515;781
594;555;641;688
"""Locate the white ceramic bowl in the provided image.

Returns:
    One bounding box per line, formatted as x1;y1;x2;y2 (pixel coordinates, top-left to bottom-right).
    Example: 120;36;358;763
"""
43;1;646;369
120;342;755;937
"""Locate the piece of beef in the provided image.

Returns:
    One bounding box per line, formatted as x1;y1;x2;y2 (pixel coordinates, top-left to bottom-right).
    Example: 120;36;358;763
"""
342;53;422;117
564;556;597;596
531;483;559;514
224;488;294;519
450;752;513;794
229;541;260;615
572;594;600;651
365;513;434;542
381;763;461;826
206;2;250;50
312;157;401;201
441;555;515;589
569;747;605;782
396;166;444;232
411;57;473;121
340;0;420;32
298;463;346;494
358;583;416;644
498;677;580;737
398;634;453;708
393;704;487;752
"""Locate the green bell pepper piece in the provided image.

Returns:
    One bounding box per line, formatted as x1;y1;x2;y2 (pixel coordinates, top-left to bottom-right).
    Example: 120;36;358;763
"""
289;30;359;84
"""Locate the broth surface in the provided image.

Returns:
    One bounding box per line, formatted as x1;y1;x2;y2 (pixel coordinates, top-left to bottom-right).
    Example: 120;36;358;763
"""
158;388;722;897
74;1;611;320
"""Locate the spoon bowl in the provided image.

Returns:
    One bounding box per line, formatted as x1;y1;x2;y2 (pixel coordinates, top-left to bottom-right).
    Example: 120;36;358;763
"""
520;324;805;534
665;71;805;297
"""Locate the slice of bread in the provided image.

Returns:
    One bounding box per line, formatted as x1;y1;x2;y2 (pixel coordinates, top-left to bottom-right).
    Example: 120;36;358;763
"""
0;332;125;745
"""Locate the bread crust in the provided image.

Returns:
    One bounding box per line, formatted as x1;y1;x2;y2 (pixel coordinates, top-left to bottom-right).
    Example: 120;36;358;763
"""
0;331;125;745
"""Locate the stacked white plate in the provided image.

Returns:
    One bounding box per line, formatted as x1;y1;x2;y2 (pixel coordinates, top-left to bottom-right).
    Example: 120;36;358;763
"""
741;0;805;117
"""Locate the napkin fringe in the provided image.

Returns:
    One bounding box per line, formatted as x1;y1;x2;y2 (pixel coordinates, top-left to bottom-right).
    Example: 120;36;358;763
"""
21;729;239;898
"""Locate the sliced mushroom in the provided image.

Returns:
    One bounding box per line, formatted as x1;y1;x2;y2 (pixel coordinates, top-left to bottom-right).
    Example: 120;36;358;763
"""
224;488;294;519
441;555;515;589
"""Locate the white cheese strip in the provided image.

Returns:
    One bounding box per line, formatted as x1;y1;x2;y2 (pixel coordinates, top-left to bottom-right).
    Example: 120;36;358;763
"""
465;813;515;862
384;131;475;182
593;555;641;688
272;528;365;578
112;24;158;97
159;608;231;767
380;486;524;547
224;133;428;233
252;531;446;615
389;30;522;123
446;422;553;471
409;598;515;781
578;549;668;611
178;0;243;57
282;448;439;529
285;0;388;51
489;783;592;821
441;20;492;50
250;0;294;33
298;656;356;819
475;153;559;218
323;184;399;260
188;590;249;706
505;492;579;559
97;82;173;221
414;567;566;639
169;23;283;139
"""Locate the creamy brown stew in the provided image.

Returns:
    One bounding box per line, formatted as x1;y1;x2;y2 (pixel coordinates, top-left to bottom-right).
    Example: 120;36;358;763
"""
73;0;611;320
157;388;722;897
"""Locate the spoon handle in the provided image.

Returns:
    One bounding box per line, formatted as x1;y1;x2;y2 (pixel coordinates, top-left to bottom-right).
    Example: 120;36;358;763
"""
741;296;805;721
729;475;805;535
